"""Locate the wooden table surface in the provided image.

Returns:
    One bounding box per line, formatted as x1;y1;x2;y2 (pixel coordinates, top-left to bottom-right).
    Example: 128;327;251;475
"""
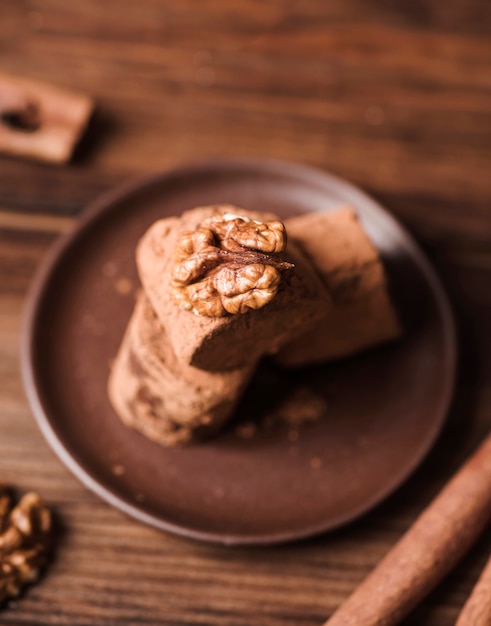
1;1;491;624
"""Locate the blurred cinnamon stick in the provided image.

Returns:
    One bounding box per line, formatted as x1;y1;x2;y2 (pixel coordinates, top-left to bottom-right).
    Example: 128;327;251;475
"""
324;433;491;626
455;551;491;625
0;72;93;164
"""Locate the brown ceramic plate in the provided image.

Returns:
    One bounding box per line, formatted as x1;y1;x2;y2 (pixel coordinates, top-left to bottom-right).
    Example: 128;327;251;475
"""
22;158;456;546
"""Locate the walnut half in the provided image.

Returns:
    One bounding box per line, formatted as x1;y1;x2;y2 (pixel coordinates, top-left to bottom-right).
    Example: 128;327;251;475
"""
0;484;52;606
170;212;294;317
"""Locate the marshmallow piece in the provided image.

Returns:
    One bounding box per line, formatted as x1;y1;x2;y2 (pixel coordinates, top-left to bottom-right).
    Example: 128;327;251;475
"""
108;293;257;446
276;207;402;367
136;205;331;371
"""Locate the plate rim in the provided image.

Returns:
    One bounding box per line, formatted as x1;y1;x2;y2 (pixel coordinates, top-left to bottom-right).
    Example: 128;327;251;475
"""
21;157;457;546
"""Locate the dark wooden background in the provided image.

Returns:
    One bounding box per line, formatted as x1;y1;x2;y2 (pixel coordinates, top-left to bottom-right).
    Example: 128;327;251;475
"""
1;1;491;624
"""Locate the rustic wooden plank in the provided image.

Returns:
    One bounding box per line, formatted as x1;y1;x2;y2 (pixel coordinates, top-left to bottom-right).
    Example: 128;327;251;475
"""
0;1;490;624
0;159;122;215
0;210;74;233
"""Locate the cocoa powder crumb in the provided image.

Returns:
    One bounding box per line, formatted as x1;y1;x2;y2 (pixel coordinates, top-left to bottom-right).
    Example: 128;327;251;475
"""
115;277;133;295
271;387;328;428
287;429;299;443
102;261;118;278
111;464;126;476
235;422;257;440
213;487;225;499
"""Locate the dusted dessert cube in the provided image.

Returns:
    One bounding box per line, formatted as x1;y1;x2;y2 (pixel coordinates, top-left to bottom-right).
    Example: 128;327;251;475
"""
276;207;402;367
136;205;331;371
108;293;257;447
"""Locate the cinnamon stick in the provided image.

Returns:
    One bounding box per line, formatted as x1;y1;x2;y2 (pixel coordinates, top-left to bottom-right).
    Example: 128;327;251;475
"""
455;551;491;625
0;72;93;163
324;432;491;626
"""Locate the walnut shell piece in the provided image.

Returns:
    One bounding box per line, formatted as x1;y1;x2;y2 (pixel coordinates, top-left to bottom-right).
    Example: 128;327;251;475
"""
170;213;294;317
0;484;52;606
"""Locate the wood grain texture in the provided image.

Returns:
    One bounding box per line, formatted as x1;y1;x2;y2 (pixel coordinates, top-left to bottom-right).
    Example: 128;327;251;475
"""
0;1;490;624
